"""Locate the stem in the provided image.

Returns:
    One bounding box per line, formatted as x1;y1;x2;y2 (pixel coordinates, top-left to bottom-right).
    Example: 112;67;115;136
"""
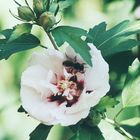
105;118;135;140
46;32;58;50
40;44;48;49
25;0;35;16
13;0;22;6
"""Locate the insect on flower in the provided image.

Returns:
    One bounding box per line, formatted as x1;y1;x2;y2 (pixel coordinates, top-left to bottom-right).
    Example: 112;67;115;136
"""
62;55;85;74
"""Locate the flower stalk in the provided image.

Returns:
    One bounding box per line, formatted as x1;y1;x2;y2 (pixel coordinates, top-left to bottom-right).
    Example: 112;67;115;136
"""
46;31;58;50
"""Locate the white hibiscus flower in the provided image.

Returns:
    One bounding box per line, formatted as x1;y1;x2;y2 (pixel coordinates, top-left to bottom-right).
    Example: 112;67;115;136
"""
20;44;110;126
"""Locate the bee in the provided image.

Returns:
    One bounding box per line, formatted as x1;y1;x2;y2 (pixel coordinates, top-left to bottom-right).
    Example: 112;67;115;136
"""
63;60;85;74
62;54;85;74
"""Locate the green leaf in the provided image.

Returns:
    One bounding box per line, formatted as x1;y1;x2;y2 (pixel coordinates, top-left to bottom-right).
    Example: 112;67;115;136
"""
69;134;80;140
69;124;105;140
51;26;92;66
120;117;140;126
86;110;101;126
0;33;40;60
86;22;107;43
121;123;140;138
94;96;119;112
49;2;59;15
86;20;140;57
0;29;13;39
58;0;75;10
30;123;52;140
8;23;32;42
122;59;140;107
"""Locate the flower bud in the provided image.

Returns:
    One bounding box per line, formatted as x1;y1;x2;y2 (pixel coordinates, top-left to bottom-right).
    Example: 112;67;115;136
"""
39;12;56;30
33;0;44;15
18;6;35;21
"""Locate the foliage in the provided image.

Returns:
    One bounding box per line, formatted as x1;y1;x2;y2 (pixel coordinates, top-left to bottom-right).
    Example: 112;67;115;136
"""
86;20;140;57
94;96;119;112
29;124;52;140
122;59;140;107
0;30;40;60
51;26;92;66
69;124;105;140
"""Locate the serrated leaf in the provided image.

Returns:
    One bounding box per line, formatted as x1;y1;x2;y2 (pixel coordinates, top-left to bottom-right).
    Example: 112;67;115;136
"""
30;123;52;140
94;96;119;112
8;23;32;42
0;33;40;60
69;124;105;140
86;22;107;43
51;26;92;66
86;20;140;57
122;59;140;107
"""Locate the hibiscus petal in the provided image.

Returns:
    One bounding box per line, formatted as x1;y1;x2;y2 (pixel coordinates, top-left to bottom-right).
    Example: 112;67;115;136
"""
21;65;49;93
21;86;58;125
29;49;65;75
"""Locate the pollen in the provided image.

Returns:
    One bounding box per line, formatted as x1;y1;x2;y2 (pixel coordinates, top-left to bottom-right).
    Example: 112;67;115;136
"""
57;80;77;91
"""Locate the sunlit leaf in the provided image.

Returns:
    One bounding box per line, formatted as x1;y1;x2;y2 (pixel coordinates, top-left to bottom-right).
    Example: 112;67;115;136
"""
99;120;127;140
86;20;140;57
8;23;32;42
122;59;140;107
30;123;52;140
94;96;119;112
120;117;140;126
51;26;92;66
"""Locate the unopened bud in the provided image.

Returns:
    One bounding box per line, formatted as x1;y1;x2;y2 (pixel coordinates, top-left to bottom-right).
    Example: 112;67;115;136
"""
33;0;44;15
39;12;56;30
18;6;35;21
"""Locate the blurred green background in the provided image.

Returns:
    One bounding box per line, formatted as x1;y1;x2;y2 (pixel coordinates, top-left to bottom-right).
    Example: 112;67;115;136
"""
0;0;140;140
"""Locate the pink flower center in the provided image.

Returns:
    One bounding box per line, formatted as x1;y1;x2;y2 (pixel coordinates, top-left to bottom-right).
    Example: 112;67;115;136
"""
48;76;84;107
